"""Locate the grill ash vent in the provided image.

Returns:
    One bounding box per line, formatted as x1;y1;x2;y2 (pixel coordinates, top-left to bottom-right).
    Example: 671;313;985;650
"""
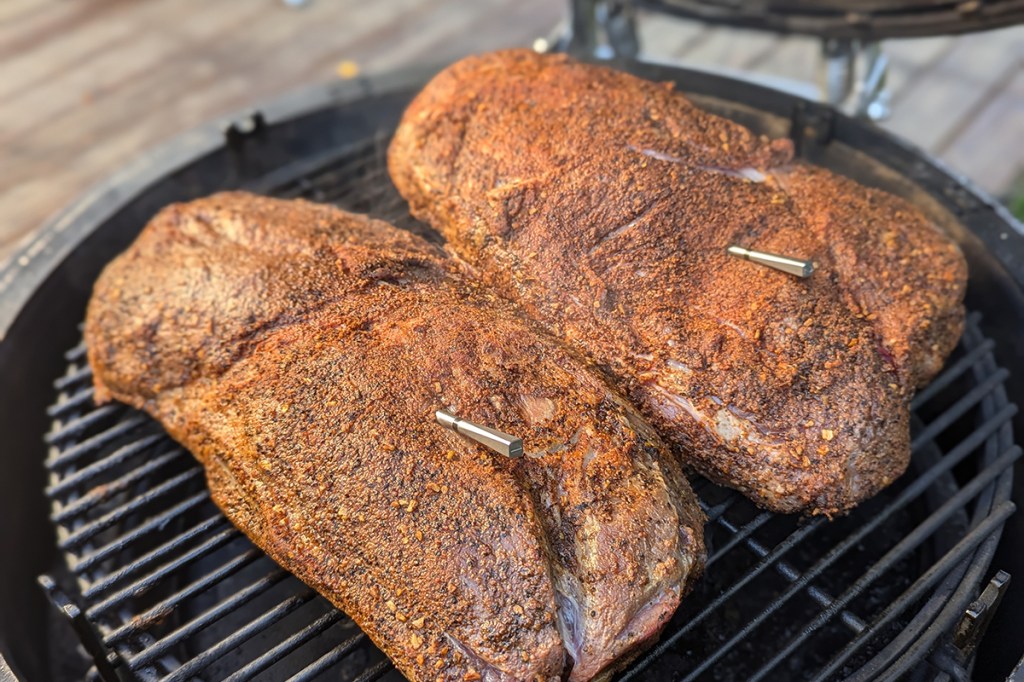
41;137;1016;682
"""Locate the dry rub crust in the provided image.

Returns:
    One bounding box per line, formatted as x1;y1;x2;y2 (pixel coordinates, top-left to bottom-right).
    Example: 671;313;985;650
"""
388;49;967;516
84;192;705;682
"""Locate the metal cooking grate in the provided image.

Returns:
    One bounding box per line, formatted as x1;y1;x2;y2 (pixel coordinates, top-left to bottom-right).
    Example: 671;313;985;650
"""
42;136;1017;681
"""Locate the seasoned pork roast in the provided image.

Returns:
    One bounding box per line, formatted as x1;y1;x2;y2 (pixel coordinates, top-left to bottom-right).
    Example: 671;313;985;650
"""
84;192;705;682
388;49;967;515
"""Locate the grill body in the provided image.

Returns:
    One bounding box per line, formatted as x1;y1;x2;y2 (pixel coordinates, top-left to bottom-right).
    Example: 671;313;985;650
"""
1;60;1024;681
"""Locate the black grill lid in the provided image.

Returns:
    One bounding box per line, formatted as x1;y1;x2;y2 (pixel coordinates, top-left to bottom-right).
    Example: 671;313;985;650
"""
631;0;1024;38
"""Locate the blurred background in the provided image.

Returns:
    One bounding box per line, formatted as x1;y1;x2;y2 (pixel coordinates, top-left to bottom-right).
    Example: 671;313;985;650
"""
0;1;1021;262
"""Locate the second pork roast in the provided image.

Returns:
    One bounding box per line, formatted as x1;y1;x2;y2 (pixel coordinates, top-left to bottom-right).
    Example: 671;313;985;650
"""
388;49;968;516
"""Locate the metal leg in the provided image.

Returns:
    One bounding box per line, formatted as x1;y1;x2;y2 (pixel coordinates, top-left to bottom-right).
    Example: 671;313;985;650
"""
565;0;639;59
854;41;892;121
560;4;890;121
819;38;892;122
820;38;856;106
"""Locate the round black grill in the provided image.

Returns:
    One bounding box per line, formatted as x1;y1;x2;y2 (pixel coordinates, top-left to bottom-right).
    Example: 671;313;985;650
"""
40;134;1017;681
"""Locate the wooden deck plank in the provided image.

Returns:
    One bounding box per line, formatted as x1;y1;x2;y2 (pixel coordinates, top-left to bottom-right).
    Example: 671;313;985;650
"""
879;36;956;95
637;11;708;59
746;35;820;86
941;69;1024;195
0;1;136;65
332;0;557;73
0;0;47;24
0;11;140;102
675;27;781;70
0;0;560;262
883;25;1024;152
881;34;955;64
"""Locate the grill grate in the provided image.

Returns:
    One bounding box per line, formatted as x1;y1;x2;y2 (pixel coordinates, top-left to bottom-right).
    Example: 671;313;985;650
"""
42;136;1017;681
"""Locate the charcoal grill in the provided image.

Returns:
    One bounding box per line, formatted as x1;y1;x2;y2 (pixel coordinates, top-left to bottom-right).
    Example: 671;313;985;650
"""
2;59;1024;682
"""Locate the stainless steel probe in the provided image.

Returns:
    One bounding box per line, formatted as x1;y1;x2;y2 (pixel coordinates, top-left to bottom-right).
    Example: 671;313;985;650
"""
435;410;524;458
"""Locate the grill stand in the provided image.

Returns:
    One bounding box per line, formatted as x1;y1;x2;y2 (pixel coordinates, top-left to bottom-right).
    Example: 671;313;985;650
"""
565;0;893;120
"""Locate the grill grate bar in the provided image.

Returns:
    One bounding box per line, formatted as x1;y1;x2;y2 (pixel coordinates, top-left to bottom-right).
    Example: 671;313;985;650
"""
59;468;205;550
159;589;318;682
350;660;392;682
46;404;124;446
87;528;248;619
103;546;263;643
700;491;739;524
51;443;179;519
705;511;772;567
713;513;866;633
48;432;165;498
46;414;149;470
65;340;88;363
928;646;965;679
73;492;213;573
910;368;1010;451
681;442;1023;682
298;146;392;204
798;500;1015;682
911;335;993;410
60;382;96;406
286;631;371;682
54;363;94;391
271;143;383;203
319;177;395;210
48;385;96;418
861;323;1019;682
223;609;347;682
126;565;289;670
246;143;373;198
877;535;1005;682
82;515;232;599
265;141;382;200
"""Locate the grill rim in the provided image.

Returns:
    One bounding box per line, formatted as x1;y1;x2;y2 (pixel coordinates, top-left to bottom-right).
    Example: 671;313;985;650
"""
2;56;1024;680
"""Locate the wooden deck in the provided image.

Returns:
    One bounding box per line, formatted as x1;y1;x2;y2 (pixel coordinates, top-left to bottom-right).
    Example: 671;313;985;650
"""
1;1;1022;265
637;12;1024;194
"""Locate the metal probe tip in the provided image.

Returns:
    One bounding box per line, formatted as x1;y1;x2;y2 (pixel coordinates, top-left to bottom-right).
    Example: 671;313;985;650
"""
435;409;524;459
727;245;815;278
